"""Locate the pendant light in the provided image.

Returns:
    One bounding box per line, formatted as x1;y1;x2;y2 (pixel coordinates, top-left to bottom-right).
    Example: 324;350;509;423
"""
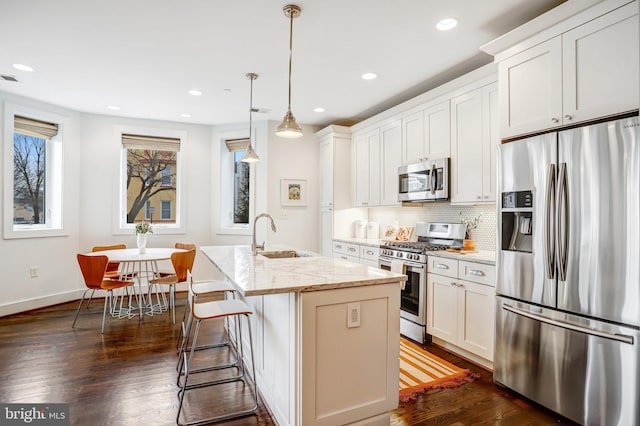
241;73;260;163
275;4;303;138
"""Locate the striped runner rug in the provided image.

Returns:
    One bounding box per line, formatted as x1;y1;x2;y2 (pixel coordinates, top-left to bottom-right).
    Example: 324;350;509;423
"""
399;338;479;402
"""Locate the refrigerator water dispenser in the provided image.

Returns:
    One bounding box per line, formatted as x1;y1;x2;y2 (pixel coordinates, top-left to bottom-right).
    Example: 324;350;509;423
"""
501;191;533;253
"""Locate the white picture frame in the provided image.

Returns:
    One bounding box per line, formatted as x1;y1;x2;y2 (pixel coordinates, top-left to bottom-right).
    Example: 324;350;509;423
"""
281;179;307;206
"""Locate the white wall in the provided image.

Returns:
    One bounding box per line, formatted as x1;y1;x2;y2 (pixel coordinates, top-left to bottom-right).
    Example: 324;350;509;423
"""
266;121;320;252
0;91;322;315
78;113;217;281
0;92;83;316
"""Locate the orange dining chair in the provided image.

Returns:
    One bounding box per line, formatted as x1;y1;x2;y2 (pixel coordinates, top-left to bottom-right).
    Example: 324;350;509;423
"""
156;243;197;278
149;249;196;324
92;244;127;279
73;254;134;333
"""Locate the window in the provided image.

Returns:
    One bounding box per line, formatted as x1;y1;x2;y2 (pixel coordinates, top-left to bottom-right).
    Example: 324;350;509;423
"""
161;167;172;186
120;132;182;231
3;107;65;239
161;200;172;220
225;139;251;225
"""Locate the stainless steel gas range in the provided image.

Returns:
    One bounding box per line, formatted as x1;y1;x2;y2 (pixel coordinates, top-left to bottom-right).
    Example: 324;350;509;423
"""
378;222;465;343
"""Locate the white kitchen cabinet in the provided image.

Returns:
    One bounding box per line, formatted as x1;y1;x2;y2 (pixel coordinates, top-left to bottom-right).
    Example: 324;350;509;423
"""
317;125;351;256
352;128;380;207
497;1;639;138
427;256;495;362
379;120;402;206
450;81;498;204
333;239;380;267
401;100;450;165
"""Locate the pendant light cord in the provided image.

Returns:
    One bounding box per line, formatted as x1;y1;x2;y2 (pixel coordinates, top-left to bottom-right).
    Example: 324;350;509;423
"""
287;11;294;112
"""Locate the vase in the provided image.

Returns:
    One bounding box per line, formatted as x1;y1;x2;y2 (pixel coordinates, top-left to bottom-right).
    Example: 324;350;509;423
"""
137;233;148;254
462;239;476;251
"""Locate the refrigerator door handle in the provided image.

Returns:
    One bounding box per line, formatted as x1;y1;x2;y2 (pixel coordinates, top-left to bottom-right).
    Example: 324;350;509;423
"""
545;164;557;279
502;304;634;345
556;162;569;281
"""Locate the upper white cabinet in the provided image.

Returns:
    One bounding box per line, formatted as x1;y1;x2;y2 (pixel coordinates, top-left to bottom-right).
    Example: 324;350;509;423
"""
352;120;401;208
379;120;402;206
450;82;499;204
401;100;450;165
493;0;639;138
352;128;380;207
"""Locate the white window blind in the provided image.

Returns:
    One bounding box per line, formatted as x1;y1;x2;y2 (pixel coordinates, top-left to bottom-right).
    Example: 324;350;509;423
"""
122;134;181;151
14;115;59;139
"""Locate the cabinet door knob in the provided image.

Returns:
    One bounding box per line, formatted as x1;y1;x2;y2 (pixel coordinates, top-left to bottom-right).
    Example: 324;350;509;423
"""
564;114;573;120
551;117;559;123
477;195;482;199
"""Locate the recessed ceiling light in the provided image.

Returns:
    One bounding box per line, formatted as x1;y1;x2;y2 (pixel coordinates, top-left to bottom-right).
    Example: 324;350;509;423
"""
188;89;203;96
107;105;120;111
436;18;458;31
12;63;34;72
361;72;377;80
180;113;191;118
313;107;325;113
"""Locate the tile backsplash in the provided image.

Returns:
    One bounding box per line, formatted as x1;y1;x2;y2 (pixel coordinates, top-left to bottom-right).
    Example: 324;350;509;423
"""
367;203;497;251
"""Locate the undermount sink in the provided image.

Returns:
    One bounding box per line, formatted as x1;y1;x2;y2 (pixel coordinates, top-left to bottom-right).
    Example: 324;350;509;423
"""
258;250;305;259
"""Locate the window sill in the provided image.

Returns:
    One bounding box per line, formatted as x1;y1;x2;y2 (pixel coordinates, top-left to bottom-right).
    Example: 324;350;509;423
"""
3;227;68;239
216;225;251;236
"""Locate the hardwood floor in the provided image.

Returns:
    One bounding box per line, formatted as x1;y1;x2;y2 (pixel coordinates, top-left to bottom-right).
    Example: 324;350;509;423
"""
0;294;577;425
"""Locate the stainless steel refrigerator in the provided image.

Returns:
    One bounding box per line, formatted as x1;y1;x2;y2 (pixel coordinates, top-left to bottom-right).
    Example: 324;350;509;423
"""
495;115;640;425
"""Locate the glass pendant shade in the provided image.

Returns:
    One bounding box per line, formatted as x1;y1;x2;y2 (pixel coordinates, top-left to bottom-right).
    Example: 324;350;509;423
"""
275;109;303;138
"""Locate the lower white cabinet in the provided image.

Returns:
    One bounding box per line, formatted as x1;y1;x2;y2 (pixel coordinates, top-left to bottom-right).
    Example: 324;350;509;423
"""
427;256;495;362
333;239;380;267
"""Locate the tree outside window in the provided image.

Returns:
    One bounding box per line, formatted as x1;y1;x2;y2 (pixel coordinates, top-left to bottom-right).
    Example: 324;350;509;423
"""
126;148;177;224
13;133;46;224
233;151;250;224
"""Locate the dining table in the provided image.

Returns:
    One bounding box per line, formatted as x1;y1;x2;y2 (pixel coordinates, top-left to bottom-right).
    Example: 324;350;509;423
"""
85;247;186;319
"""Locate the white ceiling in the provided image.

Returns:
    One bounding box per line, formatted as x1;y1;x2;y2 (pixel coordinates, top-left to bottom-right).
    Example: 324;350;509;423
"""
0;0;566;128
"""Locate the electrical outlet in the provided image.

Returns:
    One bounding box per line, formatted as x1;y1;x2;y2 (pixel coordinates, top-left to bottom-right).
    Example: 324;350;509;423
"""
347;302;361;328
29;266;39;278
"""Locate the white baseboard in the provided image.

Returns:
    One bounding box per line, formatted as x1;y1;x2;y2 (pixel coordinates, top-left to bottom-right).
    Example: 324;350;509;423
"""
0;289;86;317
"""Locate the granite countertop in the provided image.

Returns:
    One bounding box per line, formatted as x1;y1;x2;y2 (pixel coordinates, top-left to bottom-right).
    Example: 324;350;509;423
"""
200;245;406;296
427;249;496;265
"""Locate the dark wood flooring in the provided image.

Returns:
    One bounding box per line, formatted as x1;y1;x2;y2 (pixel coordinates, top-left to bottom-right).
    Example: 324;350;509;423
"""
0;293;578;425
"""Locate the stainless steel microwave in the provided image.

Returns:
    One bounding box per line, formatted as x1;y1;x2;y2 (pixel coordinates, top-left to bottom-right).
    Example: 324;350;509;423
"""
398;158;449;202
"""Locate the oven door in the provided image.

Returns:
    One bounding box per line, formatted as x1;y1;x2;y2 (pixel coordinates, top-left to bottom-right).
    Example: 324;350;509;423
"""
379;257;426;325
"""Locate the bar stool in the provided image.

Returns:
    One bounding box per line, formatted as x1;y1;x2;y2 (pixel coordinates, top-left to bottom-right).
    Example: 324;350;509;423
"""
175;277;236;353
176;272;258;425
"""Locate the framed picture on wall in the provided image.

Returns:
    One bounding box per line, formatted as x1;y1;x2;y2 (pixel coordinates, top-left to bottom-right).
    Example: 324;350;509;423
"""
281;179;307;206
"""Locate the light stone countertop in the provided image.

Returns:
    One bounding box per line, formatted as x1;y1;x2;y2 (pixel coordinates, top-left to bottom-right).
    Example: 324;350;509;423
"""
427;249;496;265
200;245;407;296
332;237;383;247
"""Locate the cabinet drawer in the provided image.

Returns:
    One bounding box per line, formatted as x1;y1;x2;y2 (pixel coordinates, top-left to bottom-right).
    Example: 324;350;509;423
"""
334;253;359;263
427;256;458;278
332;241;359;256
360;245;380;262
458;261;495;287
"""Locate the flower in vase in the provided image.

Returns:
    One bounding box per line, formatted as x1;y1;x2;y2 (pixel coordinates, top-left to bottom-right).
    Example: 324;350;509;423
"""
135;221;153;235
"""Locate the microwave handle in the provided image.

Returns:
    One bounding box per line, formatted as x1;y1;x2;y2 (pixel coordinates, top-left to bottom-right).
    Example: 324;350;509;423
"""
430;163;436;194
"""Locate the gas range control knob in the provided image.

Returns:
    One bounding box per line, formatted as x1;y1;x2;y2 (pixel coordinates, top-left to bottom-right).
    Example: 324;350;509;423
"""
396;252;403;258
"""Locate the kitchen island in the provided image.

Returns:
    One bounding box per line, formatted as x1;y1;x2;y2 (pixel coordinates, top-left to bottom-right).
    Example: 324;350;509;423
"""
200;245;406;426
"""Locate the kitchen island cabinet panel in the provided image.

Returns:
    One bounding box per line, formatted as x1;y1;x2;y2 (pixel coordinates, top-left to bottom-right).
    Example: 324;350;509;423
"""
201;245;404;426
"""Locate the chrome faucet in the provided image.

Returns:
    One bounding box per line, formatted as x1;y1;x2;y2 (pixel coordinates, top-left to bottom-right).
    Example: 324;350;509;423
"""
252;213;277;255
